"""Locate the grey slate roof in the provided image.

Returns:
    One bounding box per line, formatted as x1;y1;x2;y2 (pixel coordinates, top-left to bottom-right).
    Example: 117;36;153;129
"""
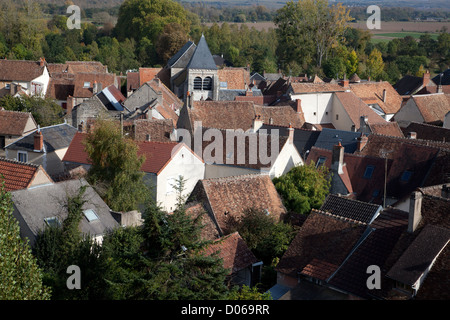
320;194;382;224
259;124;320;158
6;123;77;153
432;69;450;86
314;128;362;153
218;89;263;101
10;179;119;245
167;40;196;69
186;35;217;70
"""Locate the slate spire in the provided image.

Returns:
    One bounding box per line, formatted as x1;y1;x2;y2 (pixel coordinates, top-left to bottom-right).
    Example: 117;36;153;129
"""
187;34;217;70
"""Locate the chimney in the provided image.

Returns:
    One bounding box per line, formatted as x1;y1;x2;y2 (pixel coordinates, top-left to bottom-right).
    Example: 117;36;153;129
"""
423;70;430;86
441;184;450;199
408;191;423;233
339;79;349;87
39;57;44;67
360;115;369;133
120;112;124;136
33;127;43;152
437;85;443;93
356;135;368;152
252;114;263;132
332;142;344;174
66;96;74;116
93;81;99;94
245;88;253;96
146;134;151;141
288;123;294;144
296;99;302;113
9;83;15;95
408;131;417;139
382;89;387;103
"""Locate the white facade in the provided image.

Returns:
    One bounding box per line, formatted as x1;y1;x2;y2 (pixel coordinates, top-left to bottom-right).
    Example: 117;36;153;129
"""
290;93;334;124
148;144;205;213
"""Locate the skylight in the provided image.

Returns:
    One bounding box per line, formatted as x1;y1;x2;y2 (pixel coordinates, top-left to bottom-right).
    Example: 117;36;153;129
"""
83;209;99;222
44;217;60;228
363;165;375;179
400;171;413;182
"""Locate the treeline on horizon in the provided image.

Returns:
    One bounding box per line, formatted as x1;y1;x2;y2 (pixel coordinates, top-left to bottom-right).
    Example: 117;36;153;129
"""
37;2;450;23
0;0;449;87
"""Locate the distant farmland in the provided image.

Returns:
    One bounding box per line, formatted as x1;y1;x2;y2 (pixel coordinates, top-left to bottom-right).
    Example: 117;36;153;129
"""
204;20;450;43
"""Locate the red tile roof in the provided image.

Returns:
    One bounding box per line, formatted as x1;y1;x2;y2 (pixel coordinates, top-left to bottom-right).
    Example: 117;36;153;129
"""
408;93;450;124
0;59;46;82
349;81;403;115
275;209;367;278
218;67;251;90
73;73;117;98
0;110;37;136
188;175;286;235
205;232;259;275
0;157;52;191
63;132;189;175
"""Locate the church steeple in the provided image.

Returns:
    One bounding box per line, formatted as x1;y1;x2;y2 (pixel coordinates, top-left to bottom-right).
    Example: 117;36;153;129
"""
186;34;217;70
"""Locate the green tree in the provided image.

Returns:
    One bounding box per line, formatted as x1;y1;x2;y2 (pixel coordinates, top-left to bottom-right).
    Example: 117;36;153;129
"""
0;180;50;300
230;208;295;266
366;48;385;80
33;186;108;300
274;0;351;69
114;0;191;44
227;285;272;300
83;119;149;212
156;23;189;65
273;162;331;214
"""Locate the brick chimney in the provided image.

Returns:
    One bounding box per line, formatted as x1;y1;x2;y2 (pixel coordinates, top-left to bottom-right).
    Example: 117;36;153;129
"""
332;141;344;174
296;99;302;113
33;127;43;152
423;70;430;86
356;135;368;152
339;79;349;87
408;191;423;233
39;57;45;67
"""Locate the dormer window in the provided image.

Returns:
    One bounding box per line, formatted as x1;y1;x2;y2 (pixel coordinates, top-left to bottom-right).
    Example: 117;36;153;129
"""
83;82;90;88
316;156;326;168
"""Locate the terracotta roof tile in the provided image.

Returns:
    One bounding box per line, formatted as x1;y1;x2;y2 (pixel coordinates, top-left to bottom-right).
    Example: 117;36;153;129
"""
0;59;46;82
73;73;117;98
408;94;450;124
400;121;450;142
218;67;251;90
188;175;286;235
205;232;259;274
368;122;404;137
63;132;185;175
289;82;345;94
275;209;367;278
0;110;36;136
133;119;174;142
349;81;403;115
0;157;51;191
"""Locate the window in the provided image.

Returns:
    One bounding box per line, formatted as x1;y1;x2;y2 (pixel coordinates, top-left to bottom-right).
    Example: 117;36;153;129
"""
83;209;99;222
44;217;61;228
336;114;339;120
363;165;375;179
193;77;202;90
17;151;28;163
203;77;213;91
401;171;413;182
316;156;326;168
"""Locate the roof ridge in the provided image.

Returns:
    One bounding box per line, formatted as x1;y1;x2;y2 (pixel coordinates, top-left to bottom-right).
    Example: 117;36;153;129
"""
202;174;268;183
0;156;40;168
370;133;450;147
311;208;368;226
407;121;450;130
326;193;381;208
0;109;33;116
